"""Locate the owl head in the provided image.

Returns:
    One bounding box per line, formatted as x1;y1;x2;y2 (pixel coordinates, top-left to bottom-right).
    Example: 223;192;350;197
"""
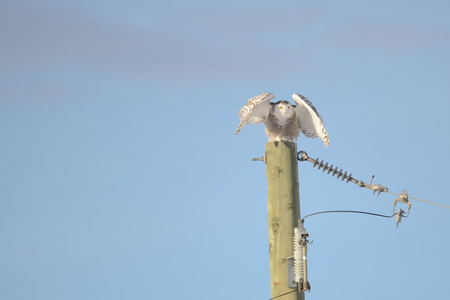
276;100;295;118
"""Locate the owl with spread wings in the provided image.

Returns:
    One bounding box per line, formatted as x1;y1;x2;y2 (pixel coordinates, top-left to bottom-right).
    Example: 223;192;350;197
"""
235;92;329;147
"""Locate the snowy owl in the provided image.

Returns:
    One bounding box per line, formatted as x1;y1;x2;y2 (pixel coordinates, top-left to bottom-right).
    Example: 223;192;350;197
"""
235;92;329;147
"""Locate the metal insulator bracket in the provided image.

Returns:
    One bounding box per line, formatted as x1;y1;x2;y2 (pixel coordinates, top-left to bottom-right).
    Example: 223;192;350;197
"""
288;220;311;292
361;176;389;196
393;190;411;217
395;208;406;228
297;150;388;196
252;156;264;162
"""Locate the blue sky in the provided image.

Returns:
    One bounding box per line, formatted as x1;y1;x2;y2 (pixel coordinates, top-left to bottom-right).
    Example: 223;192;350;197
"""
1;0;449;299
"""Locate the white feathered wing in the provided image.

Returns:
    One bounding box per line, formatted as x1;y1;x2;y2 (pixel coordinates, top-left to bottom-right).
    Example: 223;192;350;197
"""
235;92;275;135
292;93;330;147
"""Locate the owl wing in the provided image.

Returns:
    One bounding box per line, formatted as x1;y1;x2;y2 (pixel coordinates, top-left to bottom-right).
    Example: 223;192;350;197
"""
235;92;275;135
292;93;330;147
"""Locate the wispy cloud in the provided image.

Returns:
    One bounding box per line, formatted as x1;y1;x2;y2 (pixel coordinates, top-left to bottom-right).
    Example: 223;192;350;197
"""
0;77;76;103
317;21;450;51
0;3;322;83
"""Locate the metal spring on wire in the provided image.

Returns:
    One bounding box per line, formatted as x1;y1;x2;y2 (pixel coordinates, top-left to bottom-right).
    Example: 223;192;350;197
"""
299;151;354;183
297;150;389;195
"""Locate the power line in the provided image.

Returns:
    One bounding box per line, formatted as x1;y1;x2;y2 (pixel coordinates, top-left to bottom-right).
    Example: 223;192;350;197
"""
297;150;450;210
302;210;396;221
267;210;398;300
386;191;450;209
268;289;298;300
262;147;447;300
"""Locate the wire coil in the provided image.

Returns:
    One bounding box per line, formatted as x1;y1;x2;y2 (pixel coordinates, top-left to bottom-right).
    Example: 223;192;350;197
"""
297;150;390;195
298;151;353;183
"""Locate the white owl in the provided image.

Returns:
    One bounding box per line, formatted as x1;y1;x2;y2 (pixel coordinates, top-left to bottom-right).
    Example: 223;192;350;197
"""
235;92;329;147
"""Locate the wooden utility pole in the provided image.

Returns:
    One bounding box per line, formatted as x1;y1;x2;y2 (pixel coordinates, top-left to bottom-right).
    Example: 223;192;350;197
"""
265;142;304;300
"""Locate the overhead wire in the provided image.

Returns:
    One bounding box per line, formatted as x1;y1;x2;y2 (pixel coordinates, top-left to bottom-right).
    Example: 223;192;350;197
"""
266;211;397;300
264;150;448;300
386;191;450;209
297;150;450;210
268;289;298;300
302;210;396;221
